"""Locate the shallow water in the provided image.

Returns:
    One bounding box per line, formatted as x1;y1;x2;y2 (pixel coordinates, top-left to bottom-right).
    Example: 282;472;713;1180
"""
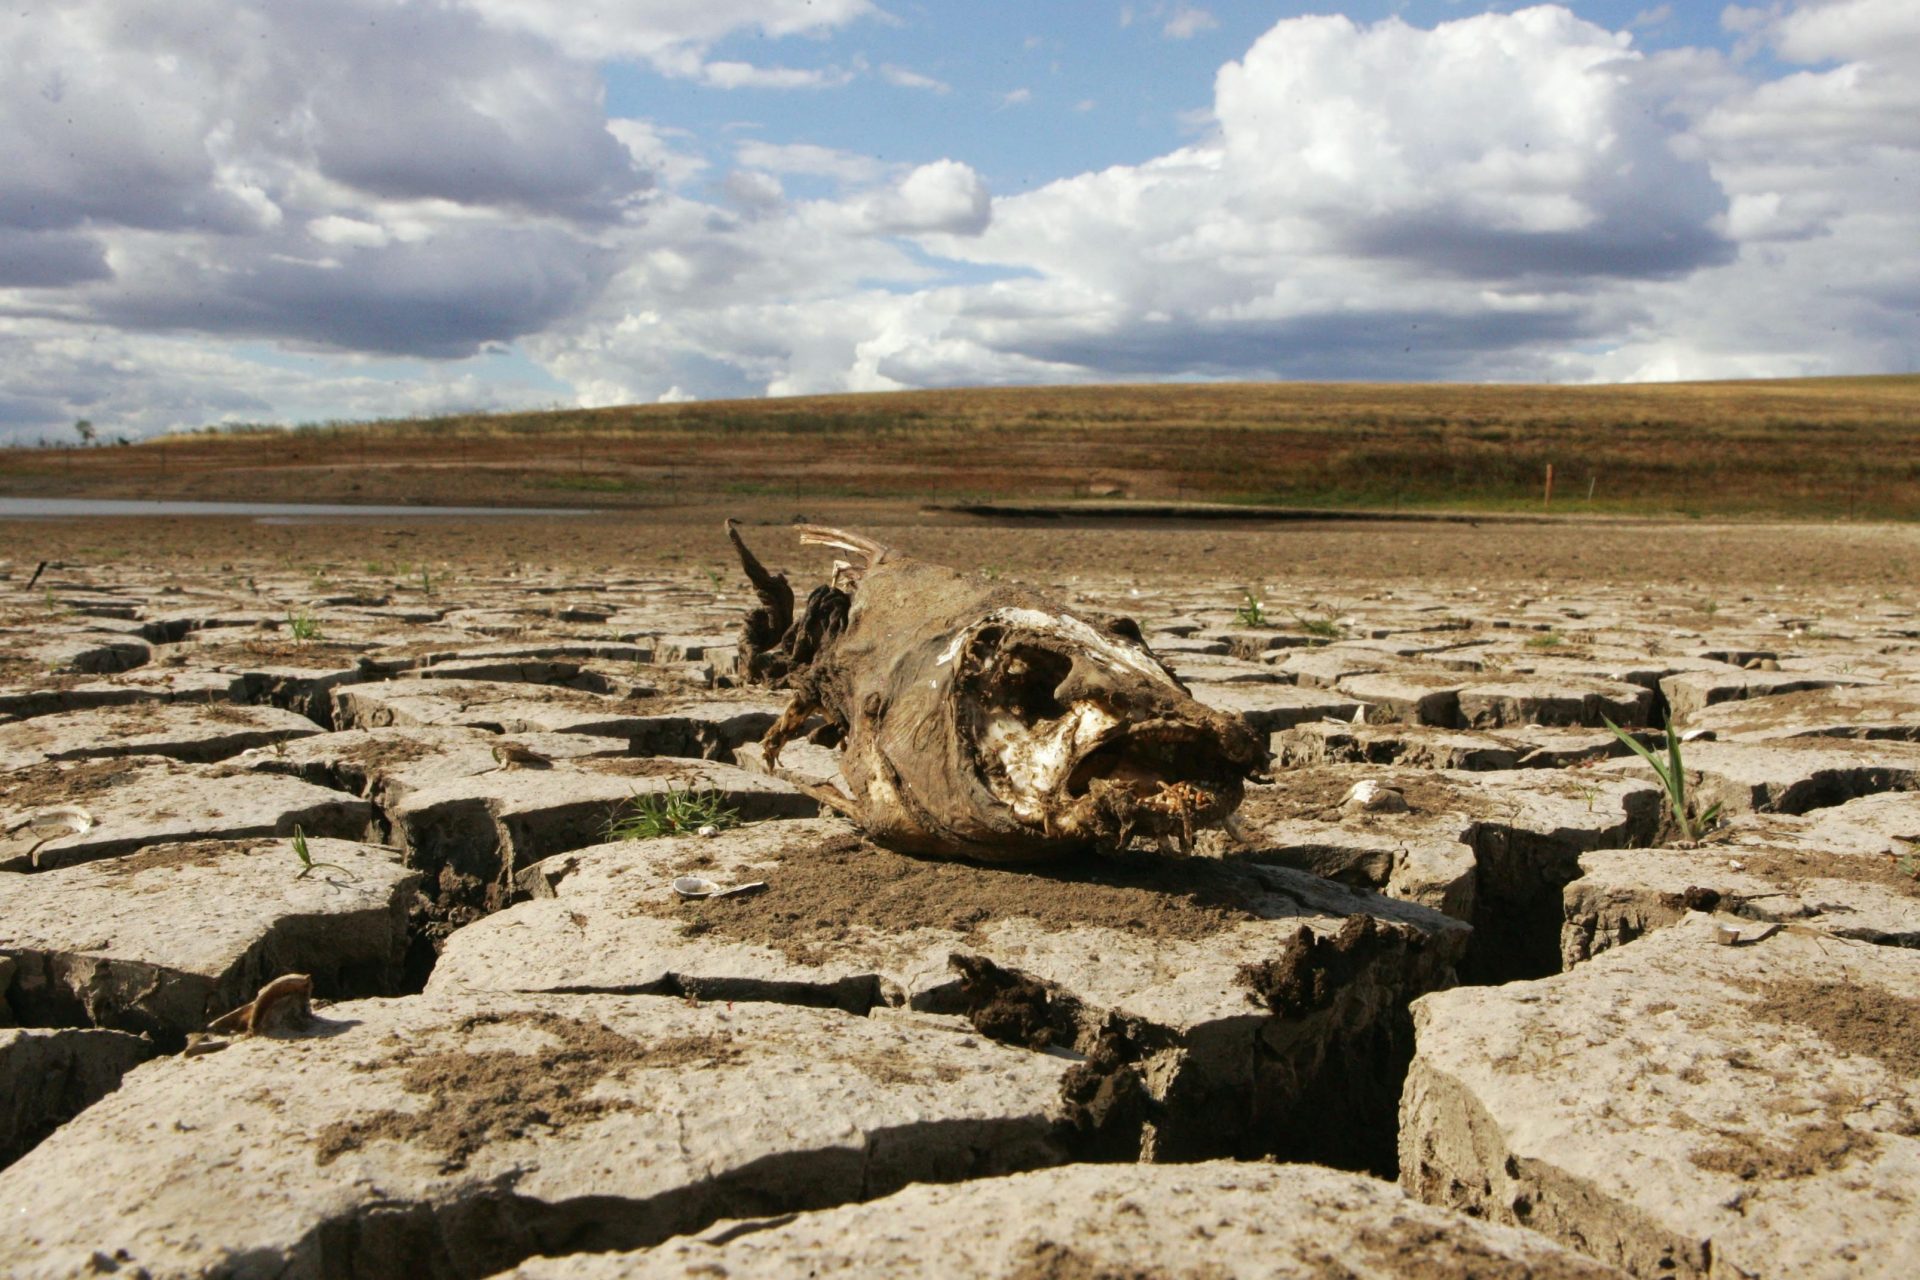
0;497;591;521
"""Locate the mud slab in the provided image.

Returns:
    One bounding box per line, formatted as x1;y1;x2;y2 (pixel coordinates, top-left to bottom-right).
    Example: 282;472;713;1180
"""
1599;737;1920;820
1276;721;1630;772
1338;671;1653;730
1402;916;1920;1278
0;992;1078;1280
332;679;783;758
0;757;373;872
0;701;322;770
1238;764;1661;979
1;836;417;1047
0;1026;154;1169
509;1160;1626;1279
432;818;1467;1170
1685;684;1920;742
1186;681;1364;733
0;669;243;724
381;754;817;915
1562;791;1920;963
1660;668;1879;720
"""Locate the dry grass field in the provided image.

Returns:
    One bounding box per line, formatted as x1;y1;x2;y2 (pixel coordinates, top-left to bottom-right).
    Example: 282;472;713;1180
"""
5;376;1917;519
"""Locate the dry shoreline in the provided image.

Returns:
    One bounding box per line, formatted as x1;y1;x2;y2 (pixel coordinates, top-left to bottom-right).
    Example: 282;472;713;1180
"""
4;502;1917;591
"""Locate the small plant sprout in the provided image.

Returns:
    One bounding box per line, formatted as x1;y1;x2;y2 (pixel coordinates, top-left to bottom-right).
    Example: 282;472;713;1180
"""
419;566;434;596
604;789;741;841
290;825;350;879
1290;608;1343;641
286;607;323;643
1894;838;1919;883
1600;713;1722;842
1526;631;1565;649
703;567;724;590
1234;593;1267;627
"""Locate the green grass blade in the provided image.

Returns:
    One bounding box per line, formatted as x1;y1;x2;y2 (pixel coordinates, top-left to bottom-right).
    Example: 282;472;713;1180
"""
1600;714;1672;790
1663;715;1692;839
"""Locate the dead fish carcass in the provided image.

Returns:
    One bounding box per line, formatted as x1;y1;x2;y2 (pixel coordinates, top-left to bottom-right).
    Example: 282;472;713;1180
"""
730;521;1267;862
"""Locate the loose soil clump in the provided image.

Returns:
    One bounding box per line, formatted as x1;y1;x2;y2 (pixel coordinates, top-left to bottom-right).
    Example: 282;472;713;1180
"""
950;953;1057;1050
2;757;150;812
655;836;1262;965
1745;978;1920;1078
313;1010;742;1172
1009;1240;1209;1280
1237;915;1412;1017
95;838;242;878
1690;1118;1880;1182
1353;1223;1623;1280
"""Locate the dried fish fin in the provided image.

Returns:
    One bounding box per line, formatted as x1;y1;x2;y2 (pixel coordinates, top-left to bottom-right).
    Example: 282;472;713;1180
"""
727;517;795;631
732;521;850;685
759;693;822;769
206;973;313;1037
791;777;864;822
795;525;894;585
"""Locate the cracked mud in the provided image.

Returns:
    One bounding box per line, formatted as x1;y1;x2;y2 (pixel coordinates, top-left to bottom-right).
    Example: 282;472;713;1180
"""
2;523;1917;1278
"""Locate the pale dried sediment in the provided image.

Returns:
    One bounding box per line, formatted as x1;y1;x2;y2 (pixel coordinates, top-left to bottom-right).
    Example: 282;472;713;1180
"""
0;1026;154;1168
0;670;243;724
1455;677;1653;730
385;755;817;903
24;632;151;675
0;757;372;873
1;837;416;1045
0;992;1077;1280
0;702;322;770
1660;668;1880;720
507;1160;1625;1280
330;678;781;758
1685;684;1920;742
1338;671;1469;726
1186;681;1363;733
1598;737;1920;820
1239;765;1661;979
1165;652;1291;684
1562;791;1920;964
434;818;1467;1168
1402;916;1920;1278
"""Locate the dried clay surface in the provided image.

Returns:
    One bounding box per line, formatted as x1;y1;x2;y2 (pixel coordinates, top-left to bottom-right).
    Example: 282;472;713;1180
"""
1402;917;1920;1279
2;530;1918;1278
506;1160;1627;1279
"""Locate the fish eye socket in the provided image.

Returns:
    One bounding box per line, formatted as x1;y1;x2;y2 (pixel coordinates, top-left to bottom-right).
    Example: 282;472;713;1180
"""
990;643;1071;725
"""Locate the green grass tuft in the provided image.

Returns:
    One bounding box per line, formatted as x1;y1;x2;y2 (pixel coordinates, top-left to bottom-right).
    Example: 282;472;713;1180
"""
1600;713;1722;842
604;789;741;841
286;607;323;643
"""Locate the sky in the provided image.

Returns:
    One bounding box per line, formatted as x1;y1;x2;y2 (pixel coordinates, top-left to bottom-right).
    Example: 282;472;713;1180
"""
1;1;1916;443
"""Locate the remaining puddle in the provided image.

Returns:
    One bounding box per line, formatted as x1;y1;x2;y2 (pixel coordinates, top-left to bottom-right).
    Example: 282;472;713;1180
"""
0;497;592;521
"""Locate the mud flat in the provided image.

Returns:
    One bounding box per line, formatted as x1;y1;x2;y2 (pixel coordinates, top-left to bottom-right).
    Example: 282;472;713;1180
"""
1;540;1916;1277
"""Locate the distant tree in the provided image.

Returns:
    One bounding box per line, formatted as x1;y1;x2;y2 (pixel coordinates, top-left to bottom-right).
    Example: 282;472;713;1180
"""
73;418;96;446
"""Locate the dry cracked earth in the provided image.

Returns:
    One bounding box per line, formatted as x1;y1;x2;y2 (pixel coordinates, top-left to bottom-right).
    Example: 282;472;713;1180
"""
2;550;1918;1279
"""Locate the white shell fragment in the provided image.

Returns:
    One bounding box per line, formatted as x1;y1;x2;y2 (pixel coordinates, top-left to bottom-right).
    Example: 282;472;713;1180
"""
671;875;769;899
1341;780;1409;814
9;805;95;838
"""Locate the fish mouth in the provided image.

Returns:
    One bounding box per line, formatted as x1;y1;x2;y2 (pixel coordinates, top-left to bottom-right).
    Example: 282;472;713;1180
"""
955;617;1260;851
